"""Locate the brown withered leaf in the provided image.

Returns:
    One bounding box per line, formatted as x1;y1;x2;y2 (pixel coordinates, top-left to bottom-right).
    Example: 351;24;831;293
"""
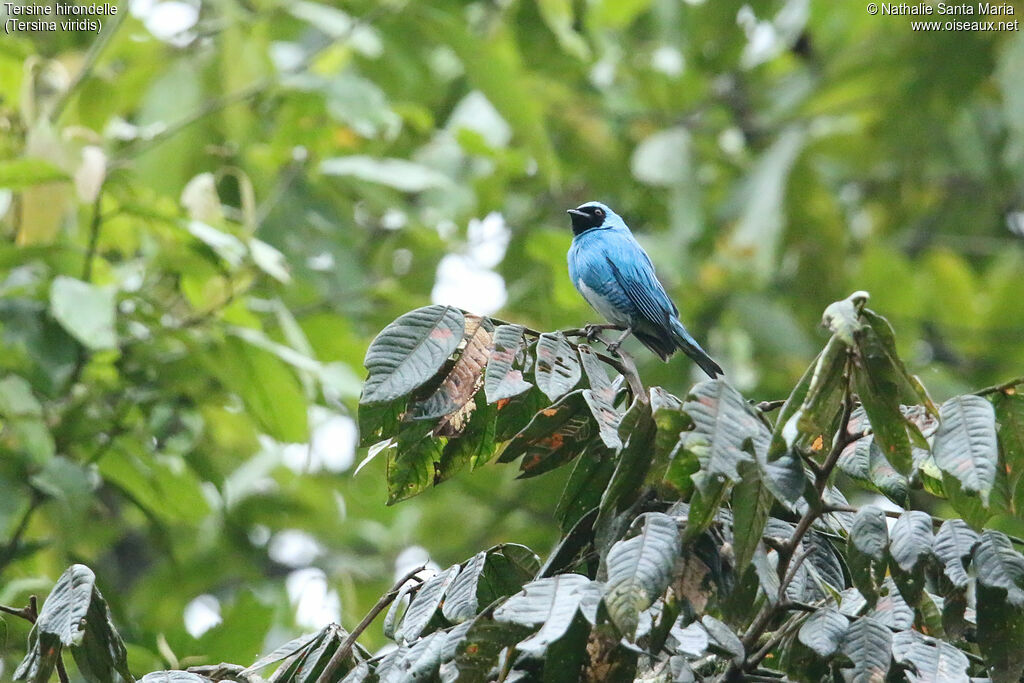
415;316;494;433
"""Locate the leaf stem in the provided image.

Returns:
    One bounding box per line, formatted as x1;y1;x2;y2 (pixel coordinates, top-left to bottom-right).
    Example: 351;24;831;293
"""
315;564;426;683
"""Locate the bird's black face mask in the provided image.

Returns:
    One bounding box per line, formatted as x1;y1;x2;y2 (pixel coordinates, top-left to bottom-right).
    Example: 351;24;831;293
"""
567;205;605;235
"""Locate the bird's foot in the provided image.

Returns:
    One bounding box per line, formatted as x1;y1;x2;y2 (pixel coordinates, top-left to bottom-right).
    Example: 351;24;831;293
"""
606;327;632;356
583;324;605;343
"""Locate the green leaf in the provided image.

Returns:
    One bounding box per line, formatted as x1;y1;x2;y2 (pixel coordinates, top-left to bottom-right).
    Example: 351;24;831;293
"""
493;575;599;655
995;392;1024;504
977;583;1024;683
888;511;933;572
362;305;465;405
973;530;1024;607
210;337;308;442
794;333;849;443
933;519;978;588
443;617;531;682
36;564;96;645
243;631;322;674
70;584;132;683
933;395;999;505
838;436;908;504
483;324;532;403
398;566;460;642
0;375;43;416
439;396;497;477
386;423;444;505
870;578;914;630
604;512;681;638
0;158;69;189
701;615;744;662
536;0;589;58
425;9;558;178
376;630;447;681
598;397;656;517
861;310;937;416
555;442;615;533
839;616;892;682
499;390;592;477
579;344;622;450
15;564;130;683
890;630;969;683
478;544;540;606
853;322;915;474
320;156;453;192
442;552;487;624
798;608;849;657
534;332;581;402
682;380;761;492
731;456;772;576
49;276;117;350
139;673;212;683
849;505;889;603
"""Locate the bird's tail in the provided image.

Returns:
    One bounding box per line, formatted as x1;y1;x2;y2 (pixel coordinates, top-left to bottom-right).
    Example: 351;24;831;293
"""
670;318;724;378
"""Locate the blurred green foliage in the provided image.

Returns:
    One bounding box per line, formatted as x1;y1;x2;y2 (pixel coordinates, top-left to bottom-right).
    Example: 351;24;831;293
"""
0;0;1022;675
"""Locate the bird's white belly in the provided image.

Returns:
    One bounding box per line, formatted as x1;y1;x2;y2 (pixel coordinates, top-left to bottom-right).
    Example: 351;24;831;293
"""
578;278;630;326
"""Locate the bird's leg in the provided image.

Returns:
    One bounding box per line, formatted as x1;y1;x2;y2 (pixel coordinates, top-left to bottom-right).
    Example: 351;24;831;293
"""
606;327;633;355
583;323;605;342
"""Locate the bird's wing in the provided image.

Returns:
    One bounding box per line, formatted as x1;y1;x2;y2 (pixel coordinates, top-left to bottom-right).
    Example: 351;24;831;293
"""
603;243;678;327
570;238;635;313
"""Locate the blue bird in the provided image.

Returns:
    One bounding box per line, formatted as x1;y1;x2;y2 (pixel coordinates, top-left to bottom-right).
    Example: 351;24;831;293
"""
566;201;723;378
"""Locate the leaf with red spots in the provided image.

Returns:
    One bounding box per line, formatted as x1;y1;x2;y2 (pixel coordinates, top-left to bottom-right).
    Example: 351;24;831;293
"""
498;390;593;478
484;324;533;403
579;345;622;450
534;332;581;402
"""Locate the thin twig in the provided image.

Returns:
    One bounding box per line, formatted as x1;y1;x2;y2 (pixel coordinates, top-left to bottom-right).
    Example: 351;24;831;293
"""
0;495;43;576
755;399;786;413
974;375;1024;397
82;190;104;282
56;657;70;683
747;612;806;670
116;5;389;161
51;4;128;122
0;595;38;623
315;564;427;683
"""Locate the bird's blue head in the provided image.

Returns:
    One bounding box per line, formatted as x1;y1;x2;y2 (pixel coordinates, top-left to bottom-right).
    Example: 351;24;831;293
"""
566;201;625;237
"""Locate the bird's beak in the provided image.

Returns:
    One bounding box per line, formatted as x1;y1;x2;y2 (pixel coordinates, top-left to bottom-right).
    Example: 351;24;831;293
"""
566;209;587;218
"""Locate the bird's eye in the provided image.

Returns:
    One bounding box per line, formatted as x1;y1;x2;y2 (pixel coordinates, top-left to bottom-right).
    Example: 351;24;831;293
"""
594;208;605;219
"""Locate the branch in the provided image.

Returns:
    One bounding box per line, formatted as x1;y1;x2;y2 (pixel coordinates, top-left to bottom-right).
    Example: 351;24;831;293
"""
974;375;1024;397
0;597;68;682
0;495;43;576
315;565;427;683
734;354;856;675
754;399;786;413
51;4;128;122
82;190;105;282
116;5;390;161
0;595;38;623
